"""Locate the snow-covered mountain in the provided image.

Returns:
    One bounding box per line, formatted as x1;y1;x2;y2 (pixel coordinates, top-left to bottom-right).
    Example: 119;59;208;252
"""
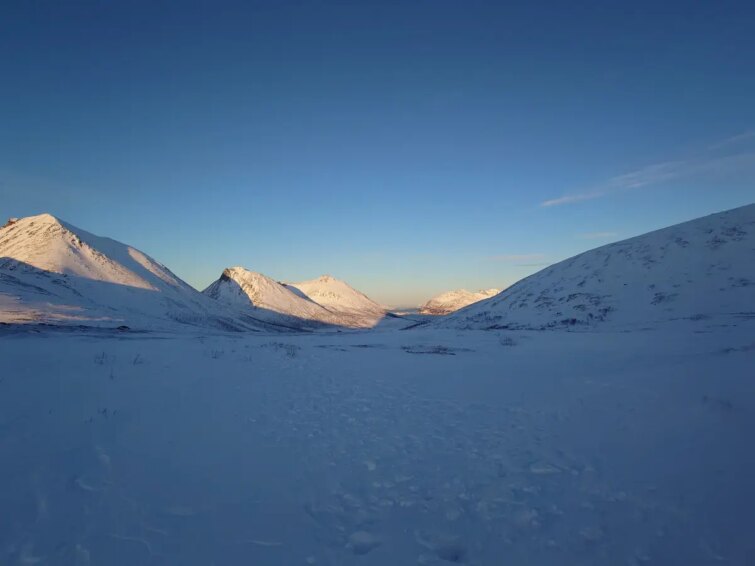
287;275;387;327
439;203;755;330
0;214;270;331
203;267;345;328
419;288;500;315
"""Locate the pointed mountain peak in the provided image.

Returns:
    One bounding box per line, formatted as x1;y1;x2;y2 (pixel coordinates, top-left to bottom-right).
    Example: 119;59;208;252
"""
2;213;63;231
222;266;252;280
220;267;280;285
30;212;62;224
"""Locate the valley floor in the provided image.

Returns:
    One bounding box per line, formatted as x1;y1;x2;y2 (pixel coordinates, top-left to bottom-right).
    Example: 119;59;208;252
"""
0;320;753;565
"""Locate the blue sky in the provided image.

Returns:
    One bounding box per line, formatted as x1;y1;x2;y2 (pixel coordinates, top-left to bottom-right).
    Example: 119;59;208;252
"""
1;1;754;306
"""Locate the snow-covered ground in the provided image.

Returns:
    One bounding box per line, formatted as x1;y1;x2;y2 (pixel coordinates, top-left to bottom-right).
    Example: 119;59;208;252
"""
1;317;753;565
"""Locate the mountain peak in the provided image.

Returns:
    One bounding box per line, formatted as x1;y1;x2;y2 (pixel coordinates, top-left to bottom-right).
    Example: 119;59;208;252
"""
204;265;376;328
419;287;501;315
290;275;386;319
0;212;190;292
31;212;62;224
222;266;257;280
1;213;63;231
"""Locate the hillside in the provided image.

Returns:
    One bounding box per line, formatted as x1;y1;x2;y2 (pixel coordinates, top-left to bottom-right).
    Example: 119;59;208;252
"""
439;204;755;330
287;275;387;328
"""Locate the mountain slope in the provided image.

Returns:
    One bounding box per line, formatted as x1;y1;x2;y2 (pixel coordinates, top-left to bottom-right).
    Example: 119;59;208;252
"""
439;203;755;330
419;288;500;315
203;267;344;328
288;275;386;327
0;214;267;331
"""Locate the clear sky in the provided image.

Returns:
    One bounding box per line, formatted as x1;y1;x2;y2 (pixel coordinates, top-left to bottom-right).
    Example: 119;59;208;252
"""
1;1;754;307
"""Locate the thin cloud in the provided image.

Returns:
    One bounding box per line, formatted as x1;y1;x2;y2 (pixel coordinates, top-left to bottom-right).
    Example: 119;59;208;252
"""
490;253;546;261
577;231;618;240
541;192;602;207
707;130;755;151
542;161;683;207
542;132;755;207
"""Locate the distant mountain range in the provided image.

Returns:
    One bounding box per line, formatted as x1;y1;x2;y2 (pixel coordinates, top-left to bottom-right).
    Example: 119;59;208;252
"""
0;214;387;331
418;288;500;315
2;204;753;332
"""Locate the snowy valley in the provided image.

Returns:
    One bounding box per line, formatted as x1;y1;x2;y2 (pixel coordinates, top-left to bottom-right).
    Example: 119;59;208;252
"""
0;205;753;565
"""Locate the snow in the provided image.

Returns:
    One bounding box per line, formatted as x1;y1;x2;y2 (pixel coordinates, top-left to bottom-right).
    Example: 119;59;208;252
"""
287;275;387;328
1;205;754;564
0;321;752;564
0;214;281;332
419;288;501;315
439;203;755;331
204;267;384;329
0;213;167;290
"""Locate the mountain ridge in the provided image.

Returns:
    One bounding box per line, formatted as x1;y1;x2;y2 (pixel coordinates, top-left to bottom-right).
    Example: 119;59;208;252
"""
203;266;348;328
3;204;753;332
0;214;270;331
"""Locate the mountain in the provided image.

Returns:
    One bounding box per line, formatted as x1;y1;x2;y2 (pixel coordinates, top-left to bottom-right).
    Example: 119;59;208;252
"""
287;275;387;328
203;267;344;328
0;213;269;331
418;288;500;315
438;203;755;330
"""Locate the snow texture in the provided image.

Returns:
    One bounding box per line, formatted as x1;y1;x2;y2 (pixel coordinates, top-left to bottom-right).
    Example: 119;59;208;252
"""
0;322;752;565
